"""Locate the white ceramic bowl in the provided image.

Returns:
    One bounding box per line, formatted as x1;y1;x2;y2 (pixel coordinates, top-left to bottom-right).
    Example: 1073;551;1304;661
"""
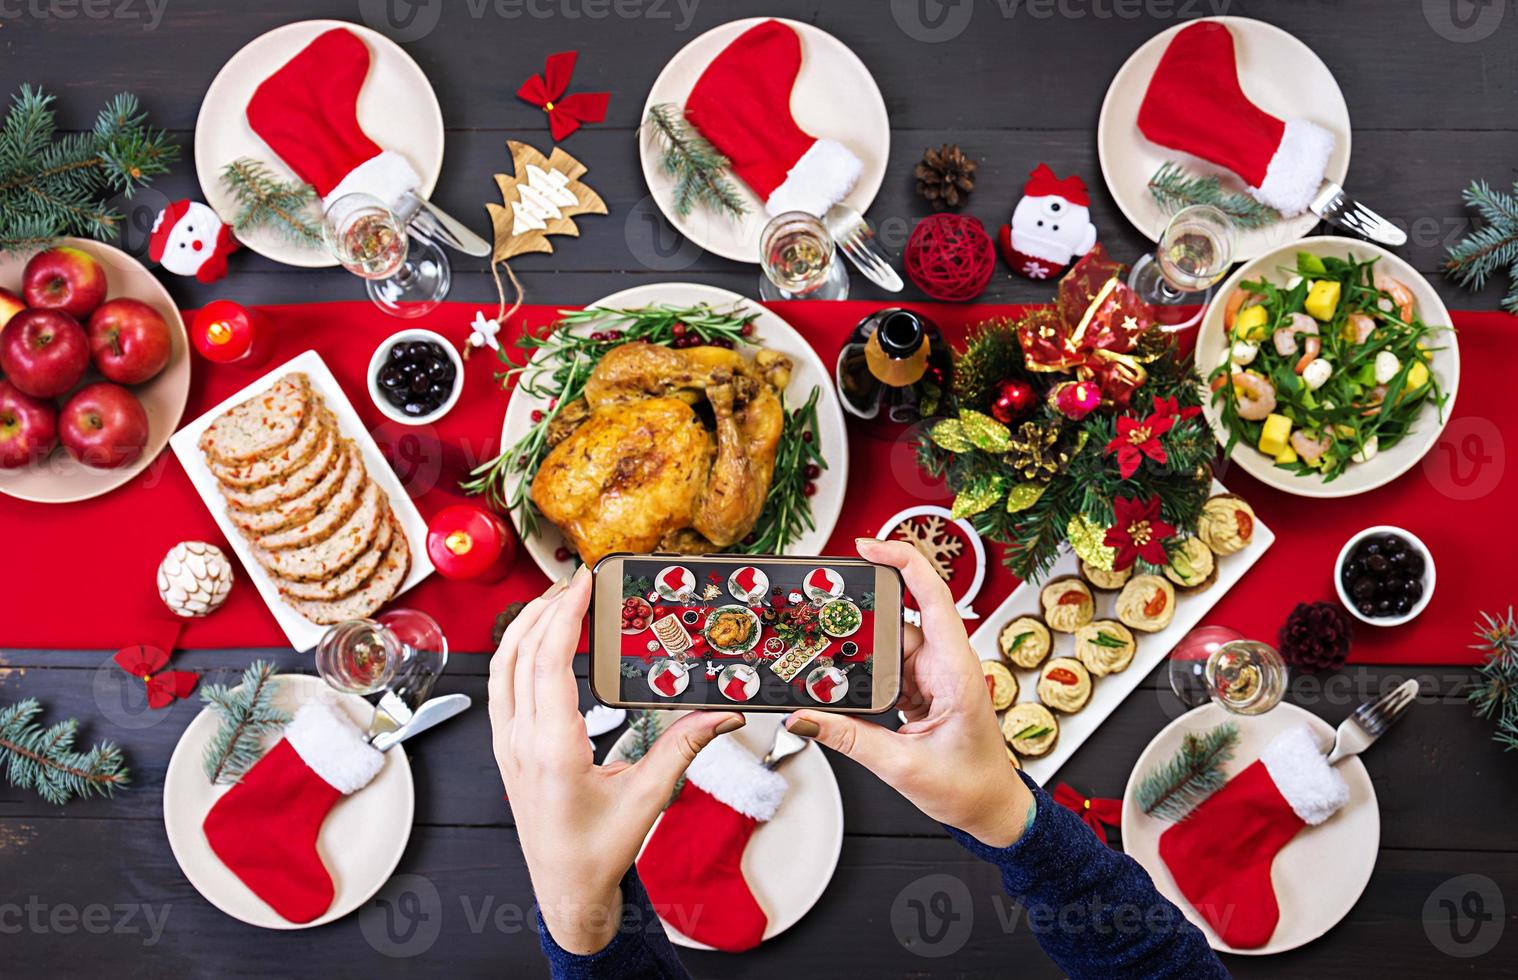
1196;236;1460;498
1334;524;1436;627
367;328;463;426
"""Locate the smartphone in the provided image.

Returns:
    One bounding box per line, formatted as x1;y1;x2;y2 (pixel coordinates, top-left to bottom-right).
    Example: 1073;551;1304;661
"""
590;553;903;714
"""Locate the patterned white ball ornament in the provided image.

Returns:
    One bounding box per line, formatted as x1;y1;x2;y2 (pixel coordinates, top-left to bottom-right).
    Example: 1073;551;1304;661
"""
157;541;234;617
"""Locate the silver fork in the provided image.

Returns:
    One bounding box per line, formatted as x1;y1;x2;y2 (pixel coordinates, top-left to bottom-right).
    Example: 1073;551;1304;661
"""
1323;678;1418;765
1309;181;1407;247
825;203;904;293
761;722;810;770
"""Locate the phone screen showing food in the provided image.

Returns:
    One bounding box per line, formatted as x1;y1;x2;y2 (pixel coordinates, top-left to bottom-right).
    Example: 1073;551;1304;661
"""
613;557;881;709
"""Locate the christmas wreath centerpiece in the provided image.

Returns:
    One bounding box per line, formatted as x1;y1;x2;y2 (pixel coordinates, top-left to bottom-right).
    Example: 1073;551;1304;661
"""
917;246;1215;582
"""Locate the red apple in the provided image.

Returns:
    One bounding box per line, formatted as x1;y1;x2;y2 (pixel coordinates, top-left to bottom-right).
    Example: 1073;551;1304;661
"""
59;382;148;469
0;287;24;337
0;379;57;468
88;298;171;384
0;308;90;398
23;246;108;320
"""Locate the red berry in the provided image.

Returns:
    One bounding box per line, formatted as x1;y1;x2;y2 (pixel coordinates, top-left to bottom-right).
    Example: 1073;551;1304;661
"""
804;463;821;479
554;547;571;561
804;482;818;497
740;322;755;337
802;431;814;443
672;323;688;337
607;330;622;341
530;409;545;423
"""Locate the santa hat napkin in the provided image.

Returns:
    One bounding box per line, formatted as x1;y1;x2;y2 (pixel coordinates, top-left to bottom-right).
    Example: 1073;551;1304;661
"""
246;27;419;211
149;200;238;283
1137;21;1333;216
684;19;862;218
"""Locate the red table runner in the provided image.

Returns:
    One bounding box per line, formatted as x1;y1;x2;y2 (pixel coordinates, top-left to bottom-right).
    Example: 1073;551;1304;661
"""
3;300;1506;664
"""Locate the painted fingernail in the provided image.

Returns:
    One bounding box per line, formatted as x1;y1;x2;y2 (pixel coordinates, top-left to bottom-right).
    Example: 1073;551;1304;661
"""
786;718;821;738
545;577;569;597
714;716;745;735
854;536;880;547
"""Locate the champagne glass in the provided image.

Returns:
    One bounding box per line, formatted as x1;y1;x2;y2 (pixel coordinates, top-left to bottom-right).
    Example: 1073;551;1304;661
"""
1127;204;1235;331
1168;629;1287;716
323;192;451;318
758;211;849;301
315;609;448;699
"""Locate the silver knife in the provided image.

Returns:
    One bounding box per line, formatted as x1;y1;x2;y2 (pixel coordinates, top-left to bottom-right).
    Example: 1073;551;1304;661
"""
394;190;492;257
371;693;472;752
1309;181;1406;247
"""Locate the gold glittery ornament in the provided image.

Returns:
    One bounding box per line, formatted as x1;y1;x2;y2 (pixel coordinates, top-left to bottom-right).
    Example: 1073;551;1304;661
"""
1066;514;1115;571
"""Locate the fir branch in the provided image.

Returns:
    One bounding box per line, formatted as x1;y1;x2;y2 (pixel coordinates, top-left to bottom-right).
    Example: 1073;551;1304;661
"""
1445;180;1518;313
0;699;129;805
621;710;684;805
1137;722;1239;821
1469;607;1518;751
219;157;322;247
201;661;289;785
643;103;747;220
1148;162;1280;230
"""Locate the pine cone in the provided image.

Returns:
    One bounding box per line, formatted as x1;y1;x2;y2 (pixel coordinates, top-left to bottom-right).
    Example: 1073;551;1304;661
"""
915;143;977;210
1005;422;1064;481
492;602;528;648
1278;601;1354;672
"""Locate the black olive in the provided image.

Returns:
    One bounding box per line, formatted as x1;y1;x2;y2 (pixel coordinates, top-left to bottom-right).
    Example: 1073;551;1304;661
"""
1388;550;1408;569
402;400;430;417
1364;541;1382;557
1375;598;1393;615
389;342;411;362
1358;600;1376;616
1406;554;1425;577
383;387;409;408
1351;577;1377;600
379;366;407;390
1393;595;1412;614
409;374;432;395
1407;579;1424;600
426;381;450;402
426;359;451;381
1366;553;1389;574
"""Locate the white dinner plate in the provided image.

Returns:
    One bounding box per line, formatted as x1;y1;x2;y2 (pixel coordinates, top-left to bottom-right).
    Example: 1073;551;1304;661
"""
1195;236;1459;497
163;674;414;930
168;350;435;650
194;19;445;268
1121;702;1379;955
966;479;1273;785
499;282;850;581
639;17;890;263
606;711;843;949
1097;17;1351;261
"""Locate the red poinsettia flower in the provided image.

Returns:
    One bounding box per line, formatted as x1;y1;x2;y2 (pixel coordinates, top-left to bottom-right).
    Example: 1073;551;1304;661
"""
1103;496;1176;571
1105;410;1175;479
1151;394;1203;422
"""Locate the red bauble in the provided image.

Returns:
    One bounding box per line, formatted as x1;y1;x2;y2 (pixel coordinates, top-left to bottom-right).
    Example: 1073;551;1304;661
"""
903;214;996;302
991;379;1037;423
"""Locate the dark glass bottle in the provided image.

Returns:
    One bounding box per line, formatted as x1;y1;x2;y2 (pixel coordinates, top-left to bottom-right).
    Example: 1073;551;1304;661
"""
835;308;953;433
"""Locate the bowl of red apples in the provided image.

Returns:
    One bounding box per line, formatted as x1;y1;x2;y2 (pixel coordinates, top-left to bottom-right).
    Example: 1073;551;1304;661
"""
0;239;190;503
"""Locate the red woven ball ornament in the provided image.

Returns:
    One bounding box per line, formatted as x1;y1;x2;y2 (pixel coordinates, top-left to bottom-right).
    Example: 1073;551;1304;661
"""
904;213;996;302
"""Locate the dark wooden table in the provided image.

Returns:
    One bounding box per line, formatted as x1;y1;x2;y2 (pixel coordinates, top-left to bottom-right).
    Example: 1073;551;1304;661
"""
4;1;1516;976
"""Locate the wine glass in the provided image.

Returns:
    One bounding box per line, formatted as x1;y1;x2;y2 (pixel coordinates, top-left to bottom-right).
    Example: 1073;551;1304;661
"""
323;192;450;318
1127;204;1236;331
315;609;449;699
758;211;849;301
1168;628;1287;716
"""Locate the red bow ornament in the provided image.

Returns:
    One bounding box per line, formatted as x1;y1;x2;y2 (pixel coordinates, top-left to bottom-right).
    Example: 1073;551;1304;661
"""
517;51;610;141
113;644;198;709
1052;782;1123;846
1017;245;1158;408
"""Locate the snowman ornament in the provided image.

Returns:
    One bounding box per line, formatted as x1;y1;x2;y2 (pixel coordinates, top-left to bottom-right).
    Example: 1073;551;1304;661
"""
998;164;1098;280
149;200;240;283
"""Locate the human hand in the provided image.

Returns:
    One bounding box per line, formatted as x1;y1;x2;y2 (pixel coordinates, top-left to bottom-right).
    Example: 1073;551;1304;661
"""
785;538;1033;847
489;568;745;953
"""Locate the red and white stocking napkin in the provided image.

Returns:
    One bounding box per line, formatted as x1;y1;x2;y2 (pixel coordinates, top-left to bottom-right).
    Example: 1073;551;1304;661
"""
1137;21;1334;215
202;695;383;924
246;27;419;211
684;19;861;218
1158;724;1349;948
637;736;787;952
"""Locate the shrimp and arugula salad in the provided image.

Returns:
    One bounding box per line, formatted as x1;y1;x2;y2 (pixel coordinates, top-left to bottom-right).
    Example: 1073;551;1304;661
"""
1208;252;1451;483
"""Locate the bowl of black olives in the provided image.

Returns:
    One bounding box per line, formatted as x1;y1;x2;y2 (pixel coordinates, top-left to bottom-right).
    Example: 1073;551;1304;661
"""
368;329;463;425
1334;526;1435;627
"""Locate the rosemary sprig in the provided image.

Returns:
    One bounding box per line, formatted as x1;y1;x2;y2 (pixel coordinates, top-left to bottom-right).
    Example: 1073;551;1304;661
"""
738;385;825;555
643;103;748;220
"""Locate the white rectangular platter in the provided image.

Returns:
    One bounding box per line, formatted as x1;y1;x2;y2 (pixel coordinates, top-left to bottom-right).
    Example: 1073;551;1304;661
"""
968;479;1273;785
169;349;434;651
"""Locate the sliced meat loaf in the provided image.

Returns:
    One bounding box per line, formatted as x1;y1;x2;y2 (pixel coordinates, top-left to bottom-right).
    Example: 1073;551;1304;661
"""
198;373;312;466
276;508;396;601
256;479;385;583
226;436;352;535
221;419;342;514
252;443;368;551
209;400;330;491
285;519;411;625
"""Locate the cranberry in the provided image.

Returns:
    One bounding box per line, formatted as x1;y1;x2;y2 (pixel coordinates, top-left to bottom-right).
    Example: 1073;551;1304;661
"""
804;463;822;479
803;482;817;497
554;547;571;561
802;431;814;443
672;323;688;337
740;322;755;337
530;409;545;423
607;330;622;341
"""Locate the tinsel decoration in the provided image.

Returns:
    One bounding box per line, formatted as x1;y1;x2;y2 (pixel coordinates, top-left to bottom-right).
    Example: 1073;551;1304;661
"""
218;157;321;247
200;660;289;785
1136;722;1239;822
1067;514;1116;571
0;698;129;805
1445;180;1518;314
1277;601;1354;673
903;213;996;302
643;103;747;220
1147;162;1280;230
1469;607;1518;751
0;85;177;252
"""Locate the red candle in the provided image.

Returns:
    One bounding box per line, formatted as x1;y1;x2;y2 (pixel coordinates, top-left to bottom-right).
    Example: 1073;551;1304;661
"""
192;300;270;367
426;504;516;582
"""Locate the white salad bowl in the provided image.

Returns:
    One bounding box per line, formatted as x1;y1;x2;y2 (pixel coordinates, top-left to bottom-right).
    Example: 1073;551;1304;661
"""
1195;236;1460;498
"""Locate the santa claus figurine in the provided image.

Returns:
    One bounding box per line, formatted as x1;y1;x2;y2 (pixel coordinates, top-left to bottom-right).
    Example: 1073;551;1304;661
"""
999;164;1098;280
149;200;239;283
